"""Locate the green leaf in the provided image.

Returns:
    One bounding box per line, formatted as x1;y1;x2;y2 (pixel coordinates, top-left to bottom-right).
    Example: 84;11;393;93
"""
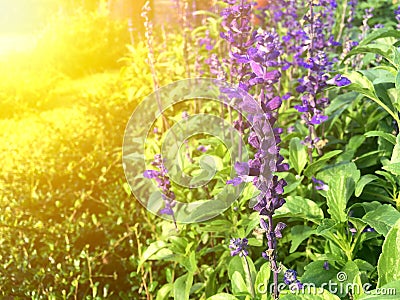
383;163;400;176
274;196;324;224
207;294;239;300
364;131;396;145
363;205;400;236
156;283;173;300
300;260;339;286
396;71;400;90
390;134;400;164
378;219;400;287
280;291;340;300
358;29;400;46
139;241;170;268
174;272;193;300
231;271;249;295
255;263;271;297
289;137;308;174
304;150;342;178
355;175;379;197
344;44;400;68
289;225;316;253
324;163;360;223
344;71;399;123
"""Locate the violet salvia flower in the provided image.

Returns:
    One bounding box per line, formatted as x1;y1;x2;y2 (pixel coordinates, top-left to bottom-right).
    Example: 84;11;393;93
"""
283;269;298;285
144;154;177;228
323;261;330;270
311;177;329;191
284;269;303;291
293;0;344;156
229;238;249;257
199;30;216;51
218;2;289;298
395;6;400;29
347;0;358;29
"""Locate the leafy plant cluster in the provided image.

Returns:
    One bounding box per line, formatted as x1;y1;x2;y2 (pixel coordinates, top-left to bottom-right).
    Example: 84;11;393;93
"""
1;0;400;299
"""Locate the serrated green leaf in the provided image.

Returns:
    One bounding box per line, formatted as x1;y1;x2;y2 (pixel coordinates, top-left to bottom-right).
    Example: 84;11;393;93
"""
289;137;308;174
274;196;324;223
383;163;400;176
324;163;360;223
363;205;400;236
378;219;400;287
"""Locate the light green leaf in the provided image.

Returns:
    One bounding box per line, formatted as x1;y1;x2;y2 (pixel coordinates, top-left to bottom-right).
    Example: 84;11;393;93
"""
355;175;379;197
174;272;193;300
391;134;400;164
325;163;360;223
363;205;400;236
364;131;396;145
289;137;308;174
156;283;173;300
378;219;400;287
274;196;324;224
280;289;340;299
231;271;249;295
207;293;239;300
304;150;342;178
255;263;271;297
383;163;400;176
289;225;316;253
301;260;339;286
358;28;400;46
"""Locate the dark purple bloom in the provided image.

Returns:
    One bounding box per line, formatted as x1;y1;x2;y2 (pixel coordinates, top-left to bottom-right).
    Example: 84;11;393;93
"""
363;227;375;233
274;222;287;239
323;261;330;270
283;269;298;285
312;177;329;191
396;6;400;29
229;238;249;257
144;155;177;223
333;74;351;87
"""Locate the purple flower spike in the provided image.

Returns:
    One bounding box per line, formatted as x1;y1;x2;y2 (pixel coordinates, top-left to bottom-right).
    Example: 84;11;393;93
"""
333;74;351;87
229;238;249;257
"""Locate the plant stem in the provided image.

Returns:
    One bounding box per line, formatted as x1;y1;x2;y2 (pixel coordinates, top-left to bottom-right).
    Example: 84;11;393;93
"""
267;214;280;300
